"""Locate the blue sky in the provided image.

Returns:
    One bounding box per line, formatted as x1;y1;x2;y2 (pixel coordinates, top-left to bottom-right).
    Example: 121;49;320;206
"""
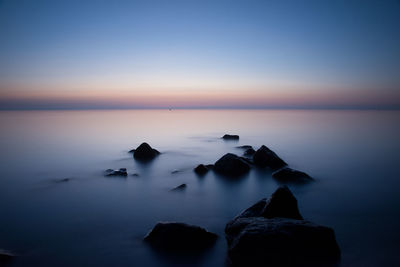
0;0;399;109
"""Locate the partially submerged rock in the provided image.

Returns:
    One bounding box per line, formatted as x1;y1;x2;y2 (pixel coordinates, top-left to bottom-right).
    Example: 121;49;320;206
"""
253;145;287;170
105;168;127;177
273;167;313;183
225;217;340;266
222;134;239;140
0;250;15;264
133;142;160;161
194;164;209;175
144;222;218;251
236;145;253;150
244;148;255;156
225;186;340;266
170;184;186;191
214;153;250;177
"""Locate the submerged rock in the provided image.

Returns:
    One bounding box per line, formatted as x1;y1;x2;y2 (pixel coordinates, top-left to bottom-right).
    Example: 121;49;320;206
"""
253;145;287;170
133;143;160;161
194;164;209;175
273;167;313;183
170;184;187;191
214;153;250;177
105;168;127;177
144;222;218;251
222;134;239;140
225;186;340;266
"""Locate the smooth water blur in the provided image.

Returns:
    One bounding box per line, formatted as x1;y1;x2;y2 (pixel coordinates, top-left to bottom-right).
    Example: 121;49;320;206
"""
0;109;399;267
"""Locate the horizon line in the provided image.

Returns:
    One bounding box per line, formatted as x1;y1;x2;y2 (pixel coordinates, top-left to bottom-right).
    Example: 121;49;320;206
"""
1;106;400;111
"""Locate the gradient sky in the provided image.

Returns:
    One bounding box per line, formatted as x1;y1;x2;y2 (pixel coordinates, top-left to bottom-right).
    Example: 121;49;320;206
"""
0;0;399;109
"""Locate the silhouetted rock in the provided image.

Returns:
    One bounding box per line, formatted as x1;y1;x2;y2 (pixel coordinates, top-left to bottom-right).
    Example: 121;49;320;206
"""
244;148;256;156
273;167;313;183
236;145;253;150
144;222;218;251
253;145;287;170
214;153;250;177
105;168;127;177
170;184;186;191
0;250;15;264
222;134;239;140
261;185;303;220
194;164;209;175
55;178;70;183
171;170;180;174
225;186;340;266
225;217;340;266
133;143;160;161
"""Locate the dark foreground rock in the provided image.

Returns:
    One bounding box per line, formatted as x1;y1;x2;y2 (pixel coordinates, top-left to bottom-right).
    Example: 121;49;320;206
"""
170;184;186;191
225;186;340;266
133;143;160;161
144;222;217;251
253;145;287;170
105;168;127;177
214;153;250;177
0;250;15;264
222;134;239;140
194;164;209;175
273;167;313;183
225;217;340;266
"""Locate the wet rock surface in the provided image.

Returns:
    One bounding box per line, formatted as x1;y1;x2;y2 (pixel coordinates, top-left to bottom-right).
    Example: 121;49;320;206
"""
105;168;128;177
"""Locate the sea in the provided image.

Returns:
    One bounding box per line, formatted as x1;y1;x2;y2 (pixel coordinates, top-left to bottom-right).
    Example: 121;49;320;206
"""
0;109;399;266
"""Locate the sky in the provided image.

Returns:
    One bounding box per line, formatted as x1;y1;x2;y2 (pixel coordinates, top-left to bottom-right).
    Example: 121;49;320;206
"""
0;0;399;109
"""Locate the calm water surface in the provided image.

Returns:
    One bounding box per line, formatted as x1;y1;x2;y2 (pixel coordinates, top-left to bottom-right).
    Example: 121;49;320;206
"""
0;109;399;266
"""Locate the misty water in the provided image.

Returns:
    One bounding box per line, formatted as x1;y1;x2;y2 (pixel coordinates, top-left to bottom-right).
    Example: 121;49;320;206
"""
0;109;399;267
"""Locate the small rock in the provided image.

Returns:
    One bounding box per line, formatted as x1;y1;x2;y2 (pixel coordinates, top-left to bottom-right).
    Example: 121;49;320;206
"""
170;184;186;191
222;134;239;140
171;170;180;174
236;145;253;150
144;222;218;251
214;153;250;177
105;168;128;177
55;178;70;183
133;142;160;161
194;164;209;175
253;145;287;170
273;167;313;183
132;173;140;177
